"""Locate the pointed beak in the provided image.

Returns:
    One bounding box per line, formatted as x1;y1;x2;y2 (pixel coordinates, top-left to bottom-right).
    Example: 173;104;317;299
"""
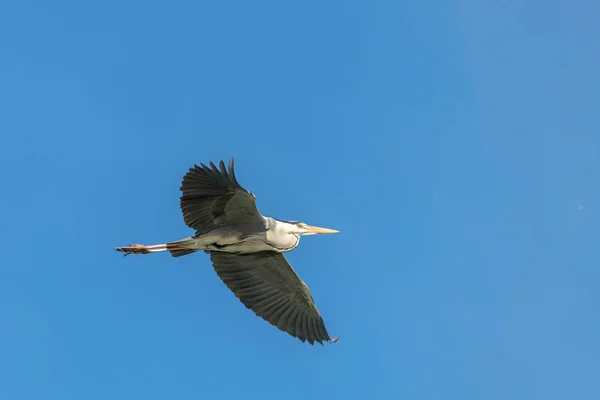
304;225;339;234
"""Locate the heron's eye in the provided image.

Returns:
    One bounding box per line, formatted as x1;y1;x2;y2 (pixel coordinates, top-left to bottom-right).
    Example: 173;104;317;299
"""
296;223;303;228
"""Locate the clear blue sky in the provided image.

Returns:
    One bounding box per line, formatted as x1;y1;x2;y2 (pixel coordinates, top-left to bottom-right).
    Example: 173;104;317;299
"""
1;1;598;399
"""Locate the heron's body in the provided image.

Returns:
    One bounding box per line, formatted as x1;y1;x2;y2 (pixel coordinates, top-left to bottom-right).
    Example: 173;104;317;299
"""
155;216;300;255
115;158;339;345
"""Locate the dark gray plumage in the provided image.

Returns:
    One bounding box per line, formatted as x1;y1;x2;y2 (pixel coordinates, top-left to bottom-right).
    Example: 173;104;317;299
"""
180;159;263;235
210;251;332;345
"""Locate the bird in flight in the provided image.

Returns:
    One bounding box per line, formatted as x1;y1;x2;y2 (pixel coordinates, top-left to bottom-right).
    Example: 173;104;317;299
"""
115;158;340;345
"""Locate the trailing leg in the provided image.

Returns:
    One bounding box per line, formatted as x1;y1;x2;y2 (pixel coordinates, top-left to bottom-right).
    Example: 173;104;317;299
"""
115;237;198;257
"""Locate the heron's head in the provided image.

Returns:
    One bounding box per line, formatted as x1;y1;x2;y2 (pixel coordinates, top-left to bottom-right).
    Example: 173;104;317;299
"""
285;221;339;236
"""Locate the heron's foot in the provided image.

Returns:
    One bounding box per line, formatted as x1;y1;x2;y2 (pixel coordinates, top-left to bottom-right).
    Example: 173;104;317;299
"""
115;244;150;256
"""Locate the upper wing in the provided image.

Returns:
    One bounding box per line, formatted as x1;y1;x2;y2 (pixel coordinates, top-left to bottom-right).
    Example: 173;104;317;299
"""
180;158;264;235
209;251;336;345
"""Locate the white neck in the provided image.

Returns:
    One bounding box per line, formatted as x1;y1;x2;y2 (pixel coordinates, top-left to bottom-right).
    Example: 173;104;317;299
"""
264;217;301;252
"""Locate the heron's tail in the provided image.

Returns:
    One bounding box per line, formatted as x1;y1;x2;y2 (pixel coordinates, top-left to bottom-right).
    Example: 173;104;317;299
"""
115;237;198;257
169;249;198;257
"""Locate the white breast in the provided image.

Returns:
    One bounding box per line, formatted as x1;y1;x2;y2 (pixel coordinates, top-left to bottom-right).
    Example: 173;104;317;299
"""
265;229;300;252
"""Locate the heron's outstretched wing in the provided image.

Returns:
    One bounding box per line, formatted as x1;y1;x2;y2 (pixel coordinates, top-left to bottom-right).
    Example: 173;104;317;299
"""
209;251;336;345
180;158;263;235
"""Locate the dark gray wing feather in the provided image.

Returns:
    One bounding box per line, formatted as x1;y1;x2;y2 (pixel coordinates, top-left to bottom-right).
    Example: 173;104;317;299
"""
180;158;264;235
209;251;334;345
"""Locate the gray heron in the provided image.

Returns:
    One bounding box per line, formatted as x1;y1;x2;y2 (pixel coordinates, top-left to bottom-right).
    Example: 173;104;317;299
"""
115;158;340;345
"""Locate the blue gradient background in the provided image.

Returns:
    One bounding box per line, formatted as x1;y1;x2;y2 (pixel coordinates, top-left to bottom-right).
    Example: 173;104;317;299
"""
1;1;599;399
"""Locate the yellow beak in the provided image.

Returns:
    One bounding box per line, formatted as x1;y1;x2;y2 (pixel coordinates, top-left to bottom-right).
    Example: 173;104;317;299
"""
304;225;339;234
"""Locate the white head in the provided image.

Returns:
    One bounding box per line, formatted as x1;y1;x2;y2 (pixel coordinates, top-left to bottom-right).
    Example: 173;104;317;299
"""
276;220;339;236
